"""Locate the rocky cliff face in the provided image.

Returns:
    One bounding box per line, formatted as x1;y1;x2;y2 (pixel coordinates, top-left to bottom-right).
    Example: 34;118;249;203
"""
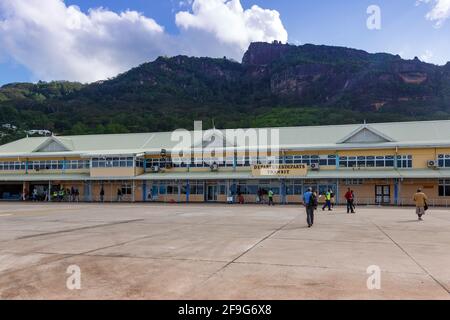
240;42;449;110
1;41;450;139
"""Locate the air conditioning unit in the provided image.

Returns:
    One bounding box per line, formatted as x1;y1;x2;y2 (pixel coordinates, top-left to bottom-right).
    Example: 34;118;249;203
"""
427;160;438;169
160;149;167;157
210;163;219;172
310;163;320;171
151;165;160;173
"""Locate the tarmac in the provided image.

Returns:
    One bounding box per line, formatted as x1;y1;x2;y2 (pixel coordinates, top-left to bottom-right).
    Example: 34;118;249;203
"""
0;202;449;300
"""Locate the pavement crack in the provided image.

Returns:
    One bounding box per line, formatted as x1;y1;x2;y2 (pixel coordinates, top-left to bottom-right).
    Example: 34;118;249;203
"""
371;220;450;295
15;219;145;240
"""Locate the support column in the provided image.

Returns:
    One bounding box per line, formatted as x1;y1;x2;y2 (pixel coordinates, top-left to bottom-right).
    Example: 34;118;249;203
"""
186;180;190;203
48;181;51;202
335;178;340;206
132;180;136;203
143;181;147;202
280;179;286;204
177;180;181;203
88;181;91;202
394;179;401;206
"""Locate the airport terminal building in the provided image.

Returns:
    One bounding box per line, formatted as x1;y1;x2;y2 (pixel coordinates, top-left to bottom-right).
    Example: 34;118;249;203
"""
1;120;450;206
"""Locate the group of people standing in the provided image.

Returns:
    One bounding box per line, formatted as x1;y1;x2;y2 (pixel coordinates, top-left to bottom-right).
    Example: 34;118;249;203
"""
30;186;80;202
303;187;357;228
303;187;430;227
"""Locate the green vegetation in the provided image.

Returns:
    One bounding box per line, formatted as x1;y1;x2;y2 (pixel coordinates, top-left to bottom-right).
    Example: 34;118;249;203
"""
1;43;449;144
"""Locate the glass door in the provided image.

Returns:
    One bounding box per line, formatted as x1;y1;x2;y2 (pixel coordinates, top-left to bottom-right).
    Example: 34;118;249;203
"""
375;185;390;204
207;185;218;202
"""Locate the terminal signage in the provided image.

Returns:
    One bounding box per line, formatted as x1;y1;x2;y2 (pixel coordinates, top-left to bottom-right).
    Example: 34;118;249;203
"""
251;164;308;177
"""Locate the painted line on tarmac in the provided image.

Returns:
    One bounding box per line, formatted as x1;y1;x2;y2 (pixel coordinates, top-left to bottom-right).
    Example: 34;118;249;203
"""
0;214;12;217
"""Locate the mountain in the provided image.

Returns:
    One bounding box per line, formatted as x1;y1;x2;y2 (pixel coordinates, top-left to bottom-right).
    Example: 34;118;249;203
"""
1;41;450;144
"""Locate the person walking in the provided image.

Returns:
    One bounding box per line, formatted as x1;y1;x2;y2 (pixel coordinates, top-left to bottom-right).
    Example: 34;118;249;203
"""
268;189;274;206
322;189;332;211
100;187;105;202
257;188;262;204
413;188;428;221
345;188;355;213
32;188;38;202
71;186;75;202
117;188;123;202
303;187;317;228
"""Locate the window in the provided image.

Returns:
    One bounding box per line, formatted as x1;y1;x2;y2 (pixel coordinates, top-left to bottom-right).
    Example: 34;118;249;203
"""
343;179;364;185
189;181;204;195
439;180;450;197
285;181;303;195
339;155;395;168
121;183;132;195
0;161;26;171
166;183;179;194
66;160;90;169
91;157;134;168
438;154;450;168
135;158;144;168
29;160;63;170
397;155;412;168
284;155;335;165
319;155;336;166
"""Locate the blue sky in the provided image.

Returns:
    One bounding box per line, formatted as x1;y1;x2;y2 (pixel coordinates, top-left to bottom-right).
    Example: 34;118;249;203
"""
0;0;449;85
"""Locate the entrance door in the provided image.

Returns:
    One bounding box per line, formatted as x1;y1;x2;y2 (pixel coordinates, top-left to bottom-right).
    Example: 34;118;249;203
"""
375;185;390;204
206;185;218;202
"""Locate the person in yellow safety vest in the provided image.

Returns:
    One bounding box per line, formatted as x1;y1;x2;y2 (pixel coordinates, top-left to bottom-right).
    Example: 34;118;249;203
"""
322;189;332;211
52;190;58;201
268;189;275;206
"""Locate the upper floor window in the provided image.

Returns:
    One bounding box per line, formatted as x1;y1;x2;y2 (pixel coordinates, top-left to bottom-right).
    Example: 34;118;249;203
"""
397;155;412;168
66;160;90;170
92;157;134;168
342;179;364;185
29;160;63;170
0;161;26;171
339;155;395;168
284;155;336;166
438;155;450;168
135;158;144;168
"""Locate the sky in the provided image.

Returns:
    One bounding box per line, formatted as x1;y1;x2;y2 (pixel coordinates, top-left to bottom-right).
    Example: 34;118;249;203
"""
0;0;449;85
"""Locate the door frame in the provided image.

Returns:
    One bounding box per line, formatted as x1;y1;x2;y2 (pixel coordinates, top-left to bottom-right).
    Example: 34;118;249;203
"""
375;185;391;204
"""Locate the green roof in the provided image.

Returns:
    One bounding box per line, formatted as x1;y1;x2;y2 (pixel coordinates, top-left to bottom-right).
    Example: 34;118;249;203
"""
1;120;450;156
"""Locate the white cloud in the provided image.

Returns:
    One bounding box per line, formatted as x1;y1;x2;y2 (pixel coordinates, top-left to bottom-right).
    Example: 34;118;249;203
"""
0;0;288;83
420;49;434;62
417;0;450;27
175;0;287;50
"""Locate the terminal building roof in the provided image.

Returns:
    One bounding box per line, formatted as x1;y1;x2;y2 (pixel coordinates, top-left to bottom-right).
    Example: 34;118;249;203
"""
1;120;450;157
